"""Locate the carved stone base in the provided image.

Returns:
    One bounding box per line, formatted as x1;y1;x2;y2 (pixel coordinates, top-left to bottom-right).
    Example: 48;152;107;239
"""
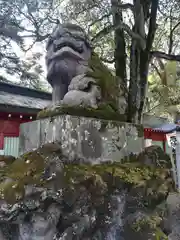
19;114;144;163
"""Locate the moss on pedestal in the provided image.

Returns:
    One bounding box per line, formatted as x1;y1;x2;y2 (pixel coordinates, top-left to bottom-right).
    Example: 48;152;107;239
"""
87;52;122;109
37;103;126;121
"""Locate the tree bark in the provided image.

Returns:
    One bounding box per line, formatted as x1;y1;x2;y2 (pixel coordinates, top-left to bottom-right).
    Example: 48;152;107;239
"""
127;39;141;123
127;0;145;123
111;0;127;86
126;0;158;124
138;0;159;123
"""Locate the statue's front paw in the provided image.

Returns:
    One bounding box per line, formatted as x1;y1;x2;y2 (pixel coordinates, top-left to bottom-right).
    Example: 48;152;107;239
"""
89;99;98;109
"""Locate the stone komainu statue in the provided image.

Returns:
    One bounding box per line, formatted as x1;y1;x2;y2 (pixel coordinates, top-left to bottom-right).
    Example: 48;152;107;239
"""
46;23;126;113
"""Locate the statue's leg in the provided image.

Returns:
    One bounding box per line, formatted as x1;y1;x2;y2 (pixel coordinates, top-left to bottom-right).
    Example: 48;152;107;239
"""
52;84;68;104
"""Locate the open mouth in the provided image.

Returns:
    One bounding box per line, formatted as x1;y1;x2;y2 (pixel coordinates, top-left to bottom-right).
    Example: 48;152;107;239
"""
54;38;83;53
49;46;85;62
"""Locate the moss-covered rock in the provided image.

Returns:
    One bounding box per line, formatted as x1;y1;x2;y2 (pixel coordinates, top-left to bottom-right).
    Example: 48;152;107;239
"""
0;143;175;239
138;145;172;168
0;151;46;203
63;162;173;208
7;151;45;181
0;146;174;206
0;155;16;165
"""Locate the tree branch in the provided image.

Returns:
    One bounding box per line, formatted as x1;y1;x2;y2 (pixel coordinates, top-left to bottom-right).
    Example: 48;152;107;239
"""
15;1;50;43
21;33;49;41
169;20;180;54
144;102;162;113
151;51;180;61
22;0;39;30
146;0;159;52
88;13;111;30
158;4;180;21
88;3;134;31
0;52;19;62
74;3;99;16
92;22;146;49
169;7;173;54
151;62;161;79
0;27;22;42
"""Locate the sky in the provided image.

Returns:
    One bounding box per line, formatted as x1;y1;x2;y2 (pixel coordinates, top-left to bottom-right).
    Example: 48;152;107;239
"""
8;33;48;89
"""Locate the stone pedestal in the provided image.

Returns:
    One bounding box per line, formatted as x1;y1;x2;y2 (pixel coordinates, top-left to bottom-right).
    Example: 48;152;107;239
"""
0;115;174;240
19;115;144;163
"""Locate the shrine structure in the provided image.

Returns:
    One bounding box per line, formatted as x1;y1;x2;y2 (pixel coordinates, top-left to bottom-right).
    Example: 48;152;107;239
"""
0;82;51;156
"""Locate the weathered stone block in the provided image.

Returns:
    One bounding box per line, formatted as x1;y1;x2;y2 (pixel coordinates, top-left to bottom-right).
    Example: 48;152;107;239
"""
19;120;41;154
19;115;144;163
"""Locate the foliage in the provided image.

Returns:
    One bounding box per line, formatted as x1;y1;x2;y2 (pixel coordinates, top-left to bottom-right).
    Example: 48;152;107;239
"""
146;60;180;121
0;0;61;90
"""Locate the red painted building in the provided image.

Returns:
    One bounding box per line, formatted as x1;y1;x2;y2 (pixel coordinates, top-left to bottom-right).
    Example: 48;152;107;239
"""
142;114;173;152
0;82;51;156
144;122;180;153
144;128;167;151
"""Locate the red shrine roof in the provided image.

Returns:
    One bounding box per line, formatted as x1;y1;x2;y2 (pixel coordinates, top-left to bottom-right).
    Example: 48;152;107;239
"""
0;82;51;114
144;123;180;136
153;123;180;133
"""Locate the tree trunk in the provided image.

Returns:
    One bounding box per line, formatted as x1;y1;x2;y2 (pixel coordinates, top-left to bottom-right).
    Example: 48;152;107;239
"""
138;51;150;123
127;0;146;124
127;0;158;124
138;0;159;122
111;0;127;86
127;39;142;123
127;48;150;124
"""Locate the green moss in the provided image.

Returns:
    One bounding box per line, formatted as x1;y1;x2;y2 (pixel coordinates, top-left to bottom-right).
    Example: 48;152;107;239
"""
37;104;126;121
0;155;16;164
132;214;168;239
132;215;168;239
131;201;168;238
155;228;168;240
7;151;45;182
0;151;46;203
0;180;25;204
63;163;165;185
138;146;172;169
63;162;173;206
0;146;174;206
132;213;162;232
87;52;121;110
